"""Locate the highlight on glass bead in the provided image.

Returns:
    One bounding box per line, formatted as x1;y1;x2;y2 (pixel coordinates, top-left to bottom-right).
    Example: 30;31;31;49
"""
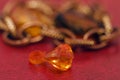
29;44;74;71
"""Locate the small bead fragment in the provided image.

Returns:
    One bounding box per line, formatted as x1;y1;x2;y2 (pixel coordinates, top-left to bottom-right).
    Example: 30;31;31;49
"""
29;50;45;64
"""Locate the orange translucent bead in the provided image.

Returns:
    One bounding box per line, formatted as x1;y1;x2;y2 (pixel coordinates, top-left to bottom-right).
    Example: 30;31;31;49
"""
29;44;74;71
45;44;74;71
29;50;45;64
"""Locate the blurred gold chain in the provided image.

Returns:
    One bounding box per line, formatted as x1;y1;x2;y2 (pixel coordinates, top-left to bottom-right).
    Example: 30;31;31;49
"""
0;0;119;49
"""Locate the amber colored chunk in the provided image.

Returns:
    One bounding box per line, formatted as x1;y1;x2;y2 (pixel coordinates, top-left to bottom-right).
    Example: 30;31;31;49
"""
46;44;74;71
25;26;41;37
29;44;74;71
29;50;45;64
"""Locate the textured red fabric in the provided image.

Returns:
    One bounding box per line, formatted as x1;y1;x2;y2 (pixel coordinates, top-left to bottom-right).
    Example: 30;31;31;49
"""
0;0;120;80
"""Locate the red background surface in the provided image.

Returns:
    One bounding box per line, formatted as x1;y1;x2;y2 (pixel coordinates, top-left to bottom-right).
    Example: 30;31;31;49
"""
0;0;120;80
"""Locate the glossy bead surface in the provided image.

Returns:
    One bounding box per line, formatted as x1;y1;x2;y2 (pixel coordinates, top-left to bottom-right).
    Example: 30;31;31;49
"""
46;44;74;71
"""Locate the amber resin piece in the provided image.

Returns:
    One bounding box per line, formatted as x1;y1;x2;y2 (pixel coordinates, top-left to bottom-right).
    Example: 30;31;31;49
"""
29;50;45;64
29;44;74;71
46;44;74;71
